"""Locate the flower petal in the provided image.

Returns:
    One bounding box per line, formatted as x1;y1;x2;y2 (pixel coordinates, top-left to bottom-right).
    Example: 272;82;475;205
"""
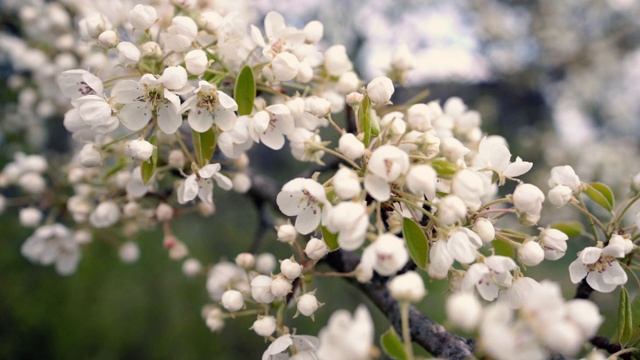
364;174;390;202
295;205;321;235
188;106;214;132
568;258;588;283
119;101;151;131
157;102;182;134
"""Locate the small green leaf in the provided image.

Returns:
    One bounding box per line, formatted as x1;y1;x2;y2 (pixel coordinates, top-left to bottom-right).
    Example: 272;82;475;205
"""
630;294;640;341
618;287;633;344
380;327;407;360
492;238;514;258
584;182;614;212
430;158;458;177
192;128;217;167
141;135;158;185
234;65;256;116
402;217;428;268
549;222;584;238
359;96;373;147
321;226;339;251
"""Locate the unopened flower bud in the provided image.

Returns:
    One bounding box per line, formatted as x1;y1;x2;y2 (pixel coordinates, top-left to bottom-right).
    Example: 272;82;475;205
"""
185;49;208;75
89;201;121;228
79;143;102;167
129;4;157;30
19;207;42;227
255;253;276;274
97;30;118;47
548;184;572;208
169;240;189;260
307;96;331;117
473;218;495;243
116;41;141;66
168;150;185;169
251;316;276;337
18;173;46;194
280;258;303;280
128;138;154;161
297;293;320;317
156;203;174;221
162;66;187;90
232;173;251;193
277;223;297;243
182;258;202;276
549;165;581;192
221;289;244;312
337;72;359;93
446;292;482;331
205;307;224;332
251;275;275;304
609;234;634;255
513;183;545;226
266;52;299;82
518;241;544;266
303;20;323;43
123;201;140;218
271;276;293;297
305;237;329;260
338;133;365;160
346;92;364;107
436;195;467;225
141;41;162;57
388;271;426;303
119;241;140;263
235;252;255;269
324;45;352;77
366;76;394;104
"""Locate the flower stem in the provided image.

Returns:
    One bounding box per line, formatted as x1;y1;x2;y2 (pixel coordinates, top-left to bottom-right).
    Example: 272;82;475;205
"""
400;301;414;360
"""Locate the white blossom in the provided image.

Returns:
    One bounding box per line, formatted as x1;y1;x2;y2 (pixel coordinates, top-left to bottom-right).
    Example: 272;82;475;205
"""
252;316;276;337
297;293;320;317
364;145;410;201
177;163;232;204
305;238;329;260
518;241;545;267
366;76;394;104
548;165;581;192
181;80;238;133
513;183;545;226
332;167;361;200
388;271;426;302
569;244;628;293
361;233;408;276
251;275;275;304
316;306;373;360
338;133;365;160
323;201;369;251
548;184;572;207
280;258;303;280
127;139;154;161
221;290;244;312
446;292;482;331
89;201;121;228
21;223;81;275
276;178;327;235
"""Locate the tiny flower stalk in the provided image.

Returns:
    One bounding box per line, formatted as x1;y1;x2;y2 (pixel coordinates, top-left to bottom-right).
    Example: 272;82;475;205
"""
400;301;414;360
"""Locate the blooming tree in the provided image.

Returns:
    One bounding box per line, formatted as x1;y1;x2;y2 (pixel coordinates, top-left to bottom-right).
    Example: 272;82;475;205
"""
3;1;640;359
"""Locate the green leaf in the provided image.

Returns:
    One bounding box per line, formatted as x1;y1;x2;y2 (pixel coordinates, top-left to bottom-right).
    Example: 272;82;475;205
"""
631;294;640;341
618;287;633;344
359;96;373;147
141;135;158;185
192;128;217;167
430;158;458;177
584;182;614;212
492;238;514;258
402;217;428;268
234;65;256;116
380;327;407;360
549;222;584;238
321;226;339;251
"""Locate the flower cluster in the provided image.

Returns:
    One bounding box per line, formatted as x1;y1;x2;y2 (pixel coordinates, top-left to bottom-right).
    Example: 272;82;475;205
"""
2;1;640;359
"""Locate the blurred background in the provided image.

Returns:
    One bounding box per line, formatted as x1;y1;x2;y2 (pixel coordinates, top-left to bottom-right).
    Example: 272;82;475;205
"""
2;0;640;358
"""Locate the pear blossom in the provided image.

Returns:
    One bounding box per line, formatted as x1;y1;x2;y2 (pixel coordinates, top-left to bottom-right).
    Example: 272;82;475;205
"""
518;241;545;267
360;233;408;276
112;74;182;134
388;271;426;302
324;45;352;76
569;244;628;292
332;167;361;200
366;76;394;104
405;165;437;201
364;145;410;201
251;275;275;304
280;258;303;280
446;292;482;331
323;201;369;250
127;139;154;161
513;183;545;226
79;143;102;167
255;253;276;274
164;16;198;52
473;136;532;181
89;201;121;228
539;228;568;260
304;238;329;260
263;334;319;360
548;165;581;192
250;11;304;60
608;234;634;254
276;178;327;235
548;184;573;207
221;290;244;312
474;218;495;243
252;316;276;337
288;128;325;163
316;306;373;360
248;104;294;150
497;276;542;309
452;169;486;210
338;133;365;160
206;262;249;301
177;163;233;204
129;4;157;31
20;223;81;275
297;293;320;317
436;195;467;225
462;255;518;301
276;223;297;243
58;69;103;100
406;102;440;132
181;80;238;133
116;41;140;65
270;276;292;298
184;49;208;75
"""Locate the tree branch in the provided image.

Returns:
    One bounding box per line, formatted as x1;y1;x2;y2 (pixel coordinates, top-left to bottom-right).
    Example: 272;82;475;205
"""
247;169;476;359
